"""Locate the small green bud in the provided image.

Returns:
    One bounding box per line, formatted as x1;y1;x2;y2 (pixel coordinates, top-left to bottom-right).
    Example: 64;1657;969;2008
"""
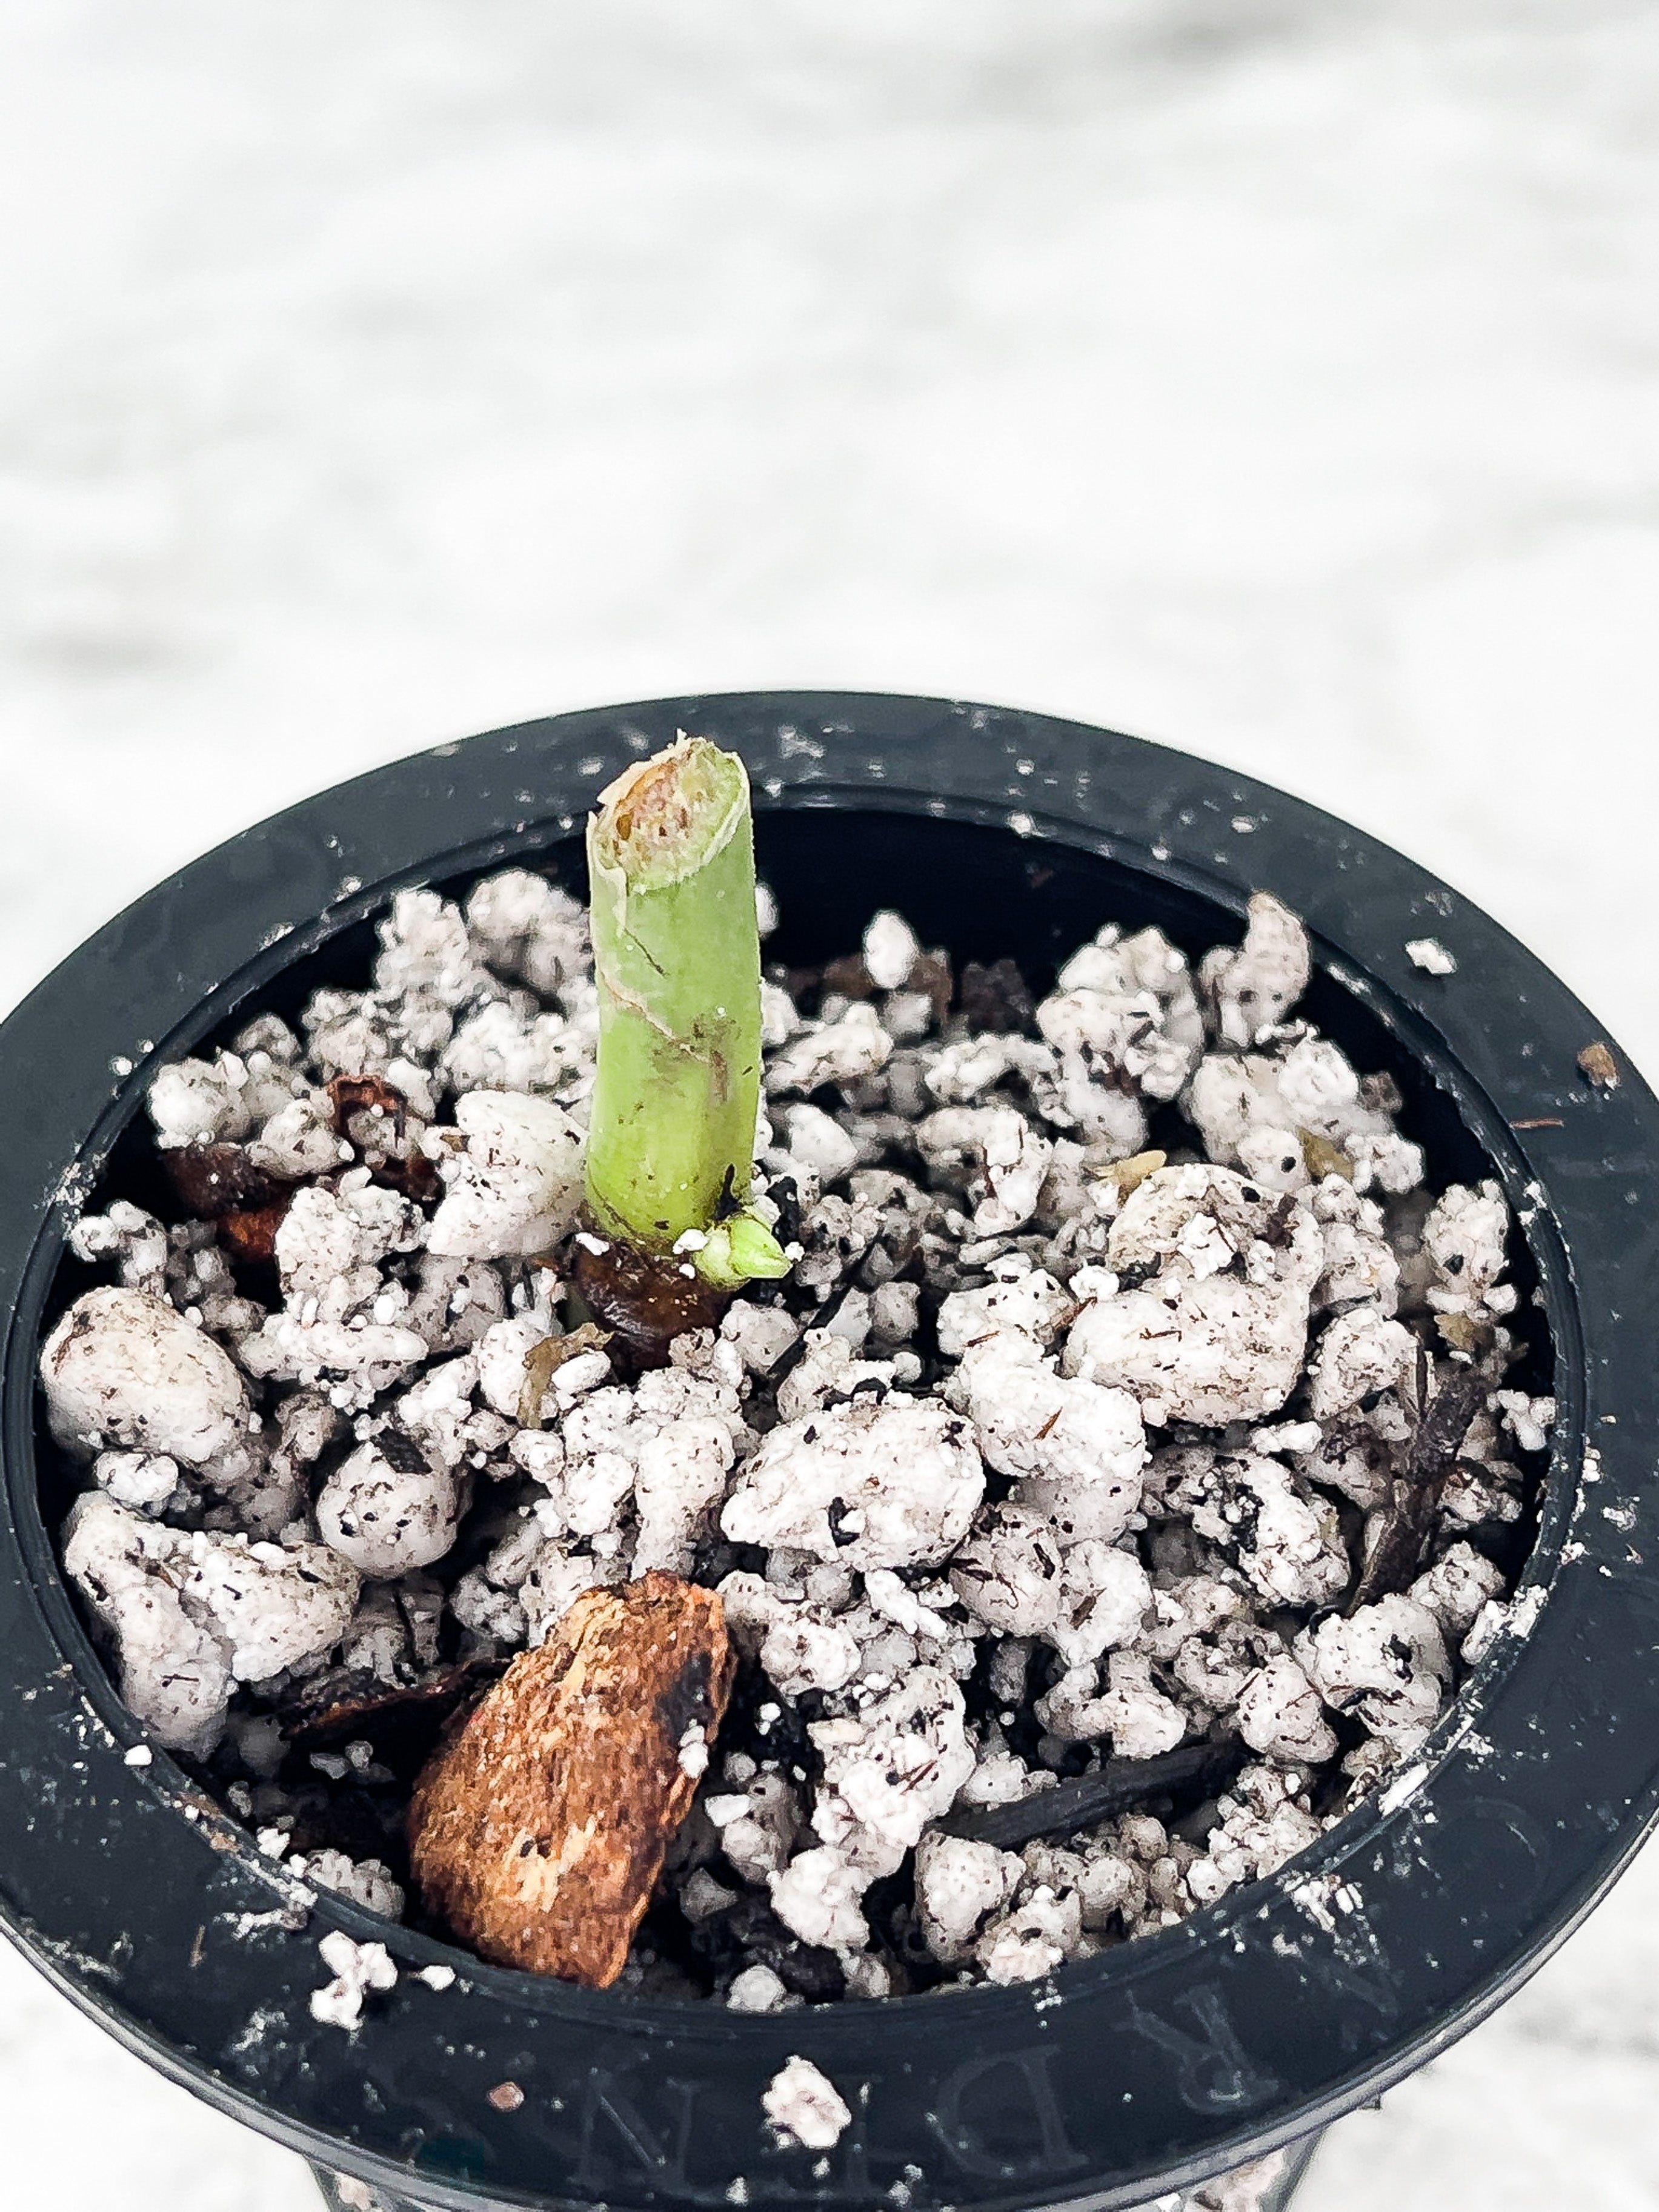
694;1211;792;1289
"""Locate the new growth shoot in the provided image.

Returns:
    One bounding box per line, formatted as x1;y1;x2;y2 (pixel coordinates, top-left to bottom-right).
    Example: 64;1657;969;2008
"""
585;737;789;1290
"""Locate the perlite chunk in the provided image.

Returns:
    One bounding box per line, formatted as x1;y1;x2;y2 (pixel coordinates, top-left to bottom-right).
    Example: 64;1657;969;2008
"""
1035;923;1204;1100
863;909;921;991
441;998;594;1100
917;1104;1053;1236
147;1049;290;1149
275;1181;423;1314
62;1494;359;1757
1199;892;1311;1048
710;1770;803;1887
720;1397;983;1570
949;1506;1150;1666
914;1831;1024;1962
1409;1541;1508;1639
935;1263;1074;1355
464;869;591;997
781;1101;860;1186
426;1091;583;1258
67;1203;168;1295
631;1419;737;1576
767;1844;871;1950
1297;1595;1450;1753
1235;1654;1337;1764
1161;1447;1350;1609
61;1493;233;1756
763;2056;852;2151
726;1963;790;2013
309;1931;399;2032
1062;1165;1320;1425
1309;1175;1401;1312
316;1436;466;1576
537;1362;748;1547
91;1449;183;1516
287;1849;405;1921
1306;1305;1418;1418
238;1312;430;1404
42;1286;253;1470
181;1528;359;1681
1191;1765;1325;1902
808;1667;976;1875
1185;1032;1425;1198
1423;1180;1512;1312
974;1885;1083;1984
247;1094;350;1180
945;1329;1146;1542
1037;1650;1187;1756
765;1003;893;1095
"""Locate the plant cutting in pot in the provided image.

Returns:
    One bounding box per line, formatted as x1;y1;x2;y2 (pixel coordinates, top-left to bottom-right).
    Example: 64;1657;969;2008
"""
1;694;1656;2212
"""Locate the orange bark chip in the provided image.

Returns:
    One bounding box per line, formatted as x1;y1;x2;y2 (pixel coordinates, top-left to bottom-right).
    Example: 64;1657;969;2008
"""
407;1573;733;1987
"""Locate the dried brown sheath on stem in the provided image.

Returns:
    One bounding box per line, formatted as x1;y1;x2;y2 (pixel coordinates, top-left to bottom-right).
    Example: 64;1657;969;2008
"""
407;1573;733;1986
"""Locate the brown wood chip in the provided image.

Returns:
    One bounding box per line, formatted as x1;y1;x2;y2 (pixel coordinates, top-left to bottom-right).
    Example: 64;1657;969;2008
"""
1578;1041;1620;1090
279;1657;503;1760
1101;1148;1168;1198
162;1141;280;1220
218;1198;292;1265
1298;1129;1354;1182
407;1573;733;1986
325;1071;410;1132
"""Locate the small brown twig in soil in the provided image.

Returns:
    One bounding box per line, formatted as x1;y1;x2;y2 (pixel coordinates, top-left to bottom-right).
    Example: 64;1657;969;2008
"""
517;1321;614;1427
1346;1367;1488;1613
934;1736;1250;1852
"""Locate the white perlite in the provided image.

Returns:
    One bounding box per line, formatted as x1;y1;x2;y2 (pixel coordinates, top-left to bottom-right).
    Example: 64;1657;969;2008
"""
1405;938;1457;977
47;867;1548;2005
288;1850;406;1920
762;2056;853;2150
1063;1165;1323;1424
316;1436;465;1576
427;1091;584;1258
721;1397;983;1569
309;1931;399;2031
1200;892;1311;1047
808;1667;977;1875
915;1832;1023;1962
61;1493;358;1755
42;1286;253;1470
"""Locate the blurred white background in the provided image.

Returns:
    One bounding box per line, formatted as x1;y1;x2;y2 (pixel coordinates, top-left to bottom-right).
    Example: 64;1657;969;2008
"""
3;2;1658;2205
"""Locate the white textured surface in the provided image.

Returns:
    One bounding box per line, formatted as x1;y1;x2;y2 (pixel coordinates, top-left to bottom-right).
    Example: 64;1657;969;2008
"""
2;2;1657;2204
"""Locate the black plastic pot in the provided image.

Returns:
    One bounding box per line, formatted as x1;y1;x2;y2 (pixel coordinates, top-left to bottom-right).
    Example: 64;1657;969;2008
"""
2;692;1655;2212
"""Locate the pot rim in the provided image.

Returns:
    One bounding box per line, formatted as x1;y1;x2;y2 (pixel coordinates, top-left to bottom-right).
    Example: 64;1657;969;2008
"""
1;690;1652;2212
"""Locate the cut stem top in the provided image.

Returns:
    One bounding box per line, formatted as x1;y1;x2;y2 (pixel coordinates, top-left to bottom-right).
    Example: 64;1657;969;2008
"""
584;737;786;1288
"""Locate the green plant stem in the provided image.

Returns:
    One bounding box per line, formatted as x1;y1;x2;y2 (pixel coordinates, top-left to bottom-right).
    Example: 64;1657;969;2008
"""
584;737;788;1289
